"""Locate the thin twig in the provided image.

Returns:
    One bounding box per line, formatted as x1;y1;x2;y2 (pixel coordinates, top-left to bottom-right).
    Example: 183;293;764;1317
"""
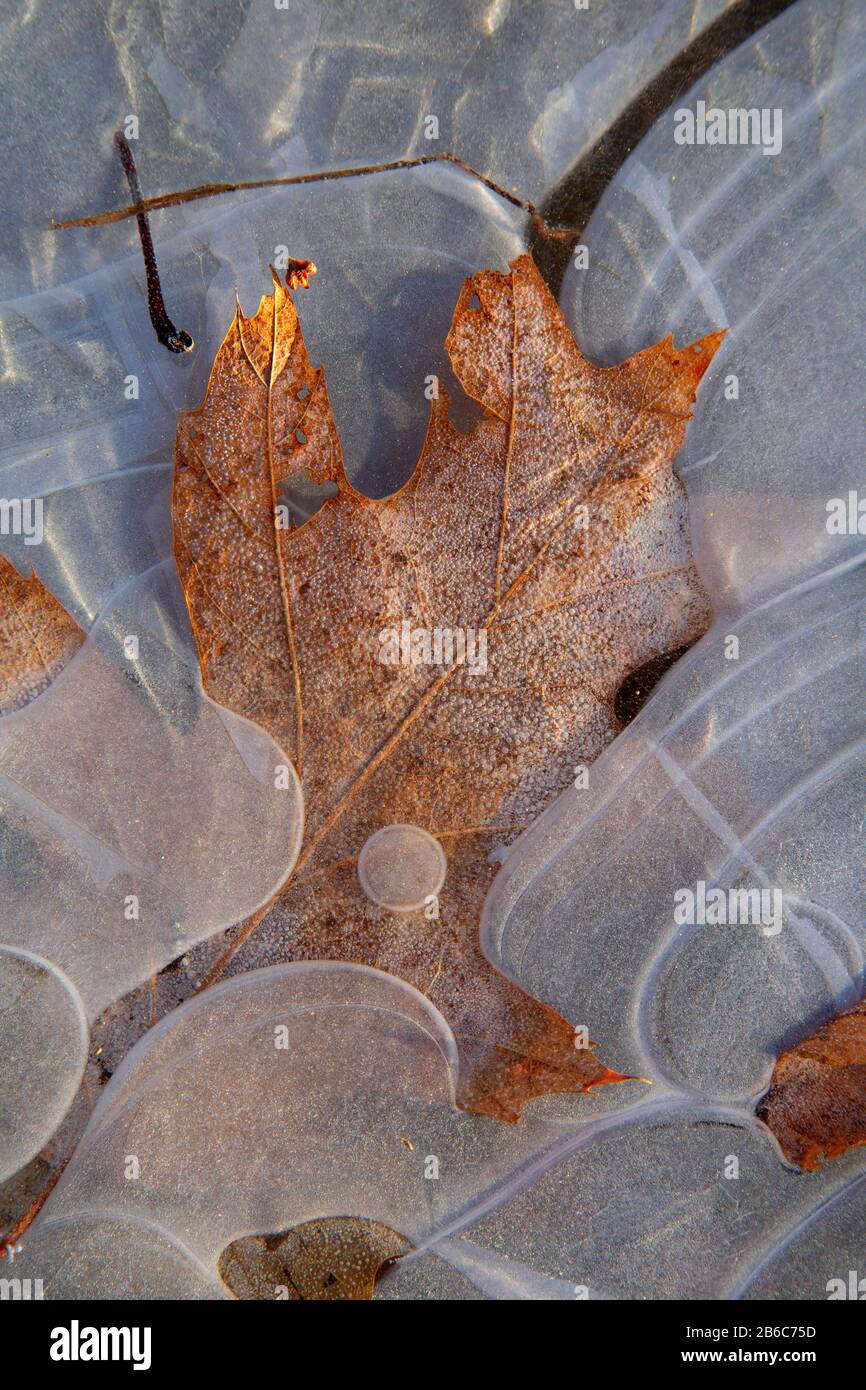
113;131;193;354
52;151;577;243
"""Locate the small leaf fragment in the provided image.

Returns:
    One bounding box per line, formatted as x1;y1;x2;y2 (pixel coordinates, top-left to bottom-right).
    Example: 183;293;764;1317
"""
218;1217;410;1300
0;557;84;715
758;1000;866;1170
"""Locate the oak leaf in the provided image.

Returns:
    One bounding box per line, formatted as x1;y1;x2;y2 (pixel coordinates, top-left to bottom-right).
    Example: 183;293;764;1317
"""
0;557;84;715
758;1000;866;1170
173;252;723;1121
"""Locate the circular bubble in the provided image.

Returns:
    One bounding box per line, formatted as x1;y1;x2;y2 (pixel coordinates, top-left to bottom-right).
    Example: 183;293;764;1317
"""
357;825;447;912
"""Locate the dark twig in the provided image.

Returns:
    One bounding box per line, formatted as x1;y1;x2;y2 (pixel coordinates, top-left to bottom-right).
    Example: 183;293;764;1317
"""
113;131;193;355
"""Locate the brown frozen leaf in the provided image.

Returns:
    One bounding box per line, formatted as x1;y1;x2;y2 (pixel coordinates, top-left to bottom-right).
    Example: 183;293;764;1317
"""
0;557;84;714
758;1000;866;1170
218;1217;409;1300
173;252;723;1121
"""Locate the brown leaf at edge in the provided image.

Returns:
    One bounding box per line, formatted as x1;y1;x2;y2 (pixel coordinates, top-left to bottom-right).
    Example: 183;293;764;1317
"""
0;556;84;715
173;253;724;1121
757;1000;866;1170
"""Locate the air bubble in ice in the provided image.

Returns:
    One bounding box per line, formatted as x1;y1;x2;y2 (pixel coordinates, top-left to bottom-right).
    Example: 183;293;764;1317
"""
357;824;446;912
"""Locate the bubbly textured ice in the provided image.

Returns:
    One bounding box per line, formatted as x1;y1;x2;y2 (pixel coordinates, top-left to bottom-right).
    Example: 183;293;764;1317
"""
2;0;864;1298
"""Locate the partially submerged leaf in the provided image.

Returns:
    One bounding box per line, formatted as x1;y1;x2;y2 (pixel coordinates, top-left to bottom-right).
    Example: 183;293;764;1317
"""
758;1001;866;1171
0;557;84;714
173;253;723;1120
218;1217;409;1300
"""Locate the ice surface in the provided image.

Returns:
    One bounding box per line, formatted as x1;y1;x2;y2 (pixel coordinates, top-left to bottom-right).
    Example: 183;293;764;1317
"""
485;561;865;1102
0;947;88;1184
0;560;303;1178
451;0;866;1298
2;0;735;297
12;957;865;1299
561;0;866;614
10;963;569;1294
2;0;864;1299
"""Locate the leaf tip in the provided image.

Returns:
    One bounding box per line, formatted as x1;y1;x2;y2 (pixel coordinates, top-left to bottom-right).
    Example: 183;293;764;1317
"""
587;1065;648;1092
690;326;728;374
